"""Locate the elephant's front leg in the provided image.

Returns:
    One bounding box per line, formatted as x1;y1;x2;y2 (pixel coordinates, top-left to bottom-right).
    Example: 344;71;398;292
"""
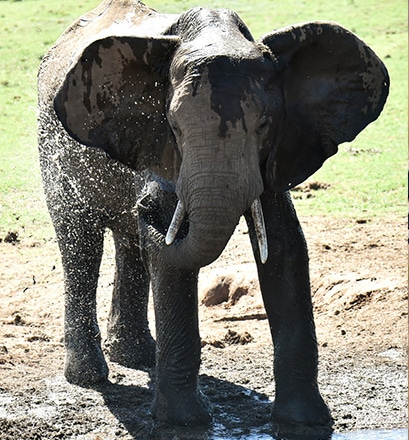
149;261;211;425
137;177;212;425
246;191;332;435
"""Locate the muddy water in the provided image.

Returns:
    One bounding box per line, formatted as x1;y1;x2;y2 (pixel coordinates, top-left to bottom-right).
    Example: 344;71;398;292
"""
210;427;408;440
333;429;407;440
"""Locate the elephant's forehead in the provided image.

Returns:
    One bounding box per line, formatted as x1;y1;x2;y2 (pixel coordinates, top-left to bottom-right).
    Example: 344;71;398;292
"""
171;66;265;138
174;61;268;103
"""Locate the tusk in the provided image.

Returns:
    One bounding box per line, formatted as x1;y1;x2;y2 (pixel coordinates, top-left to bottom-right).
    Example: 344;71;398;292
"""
165;200;185;246
251;198;268;264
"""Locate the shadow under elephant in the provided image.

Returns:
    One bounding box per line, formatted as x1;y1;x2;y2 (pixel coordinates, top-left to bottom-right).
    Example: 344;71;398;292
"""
93;371;333;440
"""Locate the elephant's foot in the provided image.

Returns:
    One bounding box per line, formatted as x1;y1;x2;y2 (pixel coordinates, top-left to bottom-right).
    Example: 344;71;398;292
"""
64;343;108;386
152;383;212;426
271;391;333;437
105;331;156;370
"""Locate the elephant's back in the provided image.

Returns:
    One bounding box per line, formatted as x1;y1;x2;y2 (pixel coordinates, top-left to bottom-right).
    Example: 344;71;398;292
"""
38;0;177;106
36;1;173;231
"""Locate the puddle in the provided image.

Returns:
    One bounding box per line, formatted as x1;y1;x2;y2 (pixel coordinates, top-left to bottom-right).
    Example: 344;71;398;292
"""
332;429;407;440
210;426;407;440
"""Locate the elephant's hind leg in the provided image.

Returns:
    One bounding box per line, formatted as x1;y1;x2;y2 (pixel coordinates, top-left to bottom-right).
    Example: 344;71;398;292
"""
57;215;108;386
105;232;155;369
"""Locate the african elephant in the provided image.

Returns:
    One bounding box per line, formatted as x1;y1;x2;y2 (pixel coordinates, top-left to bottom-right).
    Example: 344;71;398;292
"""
37;0;389;434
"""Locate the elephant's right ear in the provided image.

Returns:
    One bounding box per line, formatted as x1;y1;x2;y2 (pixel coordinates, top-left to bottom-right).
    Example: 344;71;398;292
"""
54;35;180;175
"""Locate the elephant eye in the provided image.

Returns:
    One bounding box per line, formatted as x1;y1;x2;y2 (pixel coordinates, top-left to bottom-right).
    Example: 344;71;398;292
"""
167;113;182;138
170;122;182;138
256;116;270;135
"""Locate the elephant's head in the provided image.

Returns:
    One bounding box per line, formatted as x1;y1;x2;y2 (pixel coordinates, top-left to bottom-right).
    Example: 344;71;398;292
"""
53;7;389;269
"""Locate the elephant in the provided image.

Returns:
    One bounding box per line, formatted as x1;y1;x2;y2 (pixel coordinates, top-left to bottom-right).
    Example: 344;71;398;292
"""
37;0;389;434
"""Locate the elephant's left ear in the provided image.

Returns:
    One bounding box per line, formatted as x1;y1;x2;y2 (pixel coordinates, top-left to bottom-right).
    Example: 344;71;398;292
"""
260;22;389;192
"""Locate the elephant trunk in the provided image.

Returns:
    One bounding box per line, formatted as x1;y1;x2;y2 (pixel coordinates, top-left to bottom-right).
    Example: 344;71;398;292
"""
162;168;266;270
163;203;241;269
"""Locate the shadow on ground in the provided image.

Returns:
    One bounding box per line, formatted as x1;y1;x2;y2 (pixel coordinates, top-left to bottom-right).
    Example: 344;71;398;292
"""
95;373;274;439
0;367;406;439
95;373;407;440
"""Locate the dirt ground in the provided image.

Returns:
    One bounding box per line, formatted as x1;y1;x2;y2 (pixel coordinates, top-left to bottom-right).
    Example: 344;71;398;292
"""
0;208;407;439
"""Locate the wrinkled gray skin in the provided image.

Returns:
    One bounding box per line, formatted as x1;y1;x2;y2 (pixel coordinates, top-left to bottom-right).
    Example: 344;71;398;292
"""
37;0;389;435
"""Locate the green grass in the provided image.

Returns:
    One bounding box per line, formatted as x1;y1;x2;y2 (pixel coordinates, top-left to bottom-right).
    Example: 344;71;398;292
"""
0;0;407;239
0;0;100;238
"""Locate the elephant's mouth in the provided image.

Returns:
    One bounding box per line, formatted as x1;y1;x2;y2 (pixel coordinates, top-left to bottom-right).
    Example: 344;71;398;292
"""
137;176;267;270
165;197;268;265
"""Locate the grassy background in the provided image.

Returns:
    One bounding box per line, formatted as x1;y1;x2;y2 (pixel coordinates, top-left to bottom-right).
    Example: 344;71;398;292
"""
0;0;407;240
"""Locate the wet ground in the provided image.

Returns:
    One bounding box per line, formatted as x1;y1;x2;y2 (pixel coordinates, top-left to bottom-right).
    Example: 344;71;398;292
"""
0;215;407;439
211;428;408;439
332;429;407;440
0;347;406;439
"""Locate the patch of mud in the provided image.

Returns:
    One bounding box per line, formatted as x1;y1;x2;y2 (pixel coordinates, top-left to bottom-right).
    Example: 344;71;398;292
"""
334;429;407;439
0;215;407;438
0;349;406;439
